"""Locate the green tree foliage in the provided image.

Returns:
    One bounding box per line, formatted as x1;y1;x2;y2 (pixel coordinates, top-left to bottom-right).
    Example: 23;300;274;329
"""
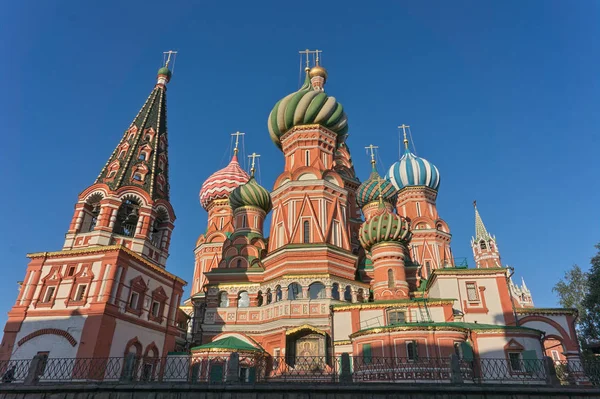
552;243;600;347
581;243;600;343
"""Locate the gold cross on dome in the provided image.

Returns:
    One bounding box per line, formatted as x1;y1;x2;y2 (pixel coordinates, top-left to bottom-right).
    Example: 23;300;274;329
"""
365;144;379;166
248;152;260;177
231;131;245;155
398;124;410;149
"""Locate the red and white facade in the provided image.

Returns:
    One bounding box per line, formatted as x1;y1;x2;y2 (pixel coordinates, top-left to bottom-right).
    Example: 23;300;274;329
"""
0;65;187;363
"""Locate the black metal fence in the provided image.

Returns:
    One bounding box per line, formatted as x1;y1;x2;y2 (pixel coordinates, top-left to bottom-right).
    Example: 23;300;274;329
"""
0;354;598;387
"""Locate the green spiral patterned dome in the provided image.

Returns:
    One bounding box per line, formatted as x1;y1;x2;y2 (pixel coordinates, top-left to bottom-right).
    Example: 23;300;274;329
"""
229;177;273;213
359;206;411;250
357;165;397;208
268;72;348;150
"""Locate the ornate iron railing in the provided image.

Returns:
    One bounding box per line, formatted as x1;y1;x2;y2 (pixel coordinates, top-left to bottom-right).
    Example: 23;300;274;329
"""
0;355;598;386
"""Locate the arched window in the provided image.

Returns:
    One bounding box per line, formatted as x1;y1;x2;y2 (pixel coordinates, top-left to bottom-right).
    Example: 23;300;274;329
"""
388;269;394;288
139;153;146;161
219;292;229;308
237;291;249;308
145;135;151;141
343;286;352;302
81;193;102;233
266;289;272;305
150;208;169;247
236;259;242;268
257;291;263;307
288;283;302;300
275;286;282;302
133;173;142;182
308;282;325;299
119;150;126;159
480;240;487;250
303;221;310;244
113;198;140;237
331;283;340;300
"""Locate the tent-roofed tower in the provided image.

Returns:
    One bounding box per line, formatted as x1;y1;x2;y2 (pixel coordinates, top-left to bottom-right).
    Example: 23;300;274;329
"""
471;201;501;269
63;55;176;268
1;54;186;363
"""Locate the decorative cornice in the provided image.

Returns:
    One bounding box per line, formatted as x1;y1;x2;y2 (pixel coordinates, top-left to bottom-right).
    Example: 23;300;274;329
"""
27;245;186;284
332;298;455;311
333;340;351;346
432;267;506;276
350;324;542;339
285;324;328;336
516;307;578;316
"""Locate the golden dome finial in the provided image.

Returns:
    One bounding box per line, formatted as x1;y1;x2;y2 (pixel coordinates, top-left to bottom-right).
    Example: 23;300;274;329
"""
399;124;410;150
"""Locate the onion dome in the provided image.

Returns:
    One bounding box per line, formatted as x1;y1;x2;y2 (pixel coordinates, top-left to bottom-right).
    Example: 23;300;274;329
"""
158;66;171;79
267;69;348;150
199;154;250;210
359;205;411;251
357;164;397;208
386;147;440;191
229;177;273;213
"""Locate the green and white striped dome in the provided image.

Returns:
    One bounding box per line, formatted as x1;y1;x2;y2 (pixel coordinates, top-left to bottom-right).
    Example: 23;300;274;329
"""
359;206;411;250
229;177;272;213
267;71;348;150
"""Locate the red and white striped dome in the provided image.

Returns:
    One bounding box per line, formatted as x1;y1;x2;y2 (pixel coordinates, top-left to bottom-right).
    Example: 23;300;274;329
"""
199;154;250;210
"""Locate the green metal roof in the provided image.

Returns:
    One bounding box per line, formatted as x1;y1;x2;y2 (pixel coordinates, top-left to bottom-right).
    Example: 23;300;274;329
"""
190;336;262;352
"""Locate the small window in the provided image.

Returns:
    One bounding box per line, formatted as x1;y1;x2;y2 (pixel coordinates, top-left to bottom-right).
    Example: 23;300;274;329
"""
303;221;310;244
145;135;151;141
43;287;56;303
236;259;242;268
406;341;418;361
388;310;405;325
219;217;224;230
74;284;87;301
139;153;146;161
129;292;139;309
67;266;76;277
275;286;282;301
362;343;372;364
387;269;394;288
151;301;160;317
480;240;487;250
416;202;421;217
219;292;229;307
508;352;523;371
466;282;479;301
305;150;310;166
108;170;117;178
241;215;246;228
119;150;126;159
288;283;302;300
133;173;142;182
238;291;249;308
425;261;431;276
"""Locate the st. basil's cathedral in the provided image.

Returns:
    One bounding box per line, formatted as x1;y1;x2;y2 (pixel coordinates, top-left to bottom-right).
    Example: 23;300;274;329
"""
0;53;581;375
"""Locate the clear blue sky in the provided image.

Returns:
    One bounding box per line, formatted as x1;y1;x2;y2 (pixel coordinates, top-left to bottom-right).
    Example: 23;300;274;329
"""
1;1;598;326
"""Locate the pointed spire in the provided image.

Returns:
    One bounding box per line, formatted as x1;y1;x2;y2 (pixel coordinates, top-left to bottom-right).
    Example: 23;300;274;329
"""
473;200;491;241
95;54;173;200
521;276;529;292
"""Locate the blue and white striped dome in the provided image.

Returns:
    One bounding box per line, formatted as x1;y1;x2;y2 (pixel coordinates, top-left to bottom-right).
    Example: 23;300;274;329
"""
386;149;441;191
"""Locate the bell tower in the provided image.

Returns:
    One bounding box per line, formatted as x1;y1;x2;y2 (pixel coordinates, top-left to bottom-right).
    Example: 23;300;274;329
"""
1;54;186;363
63;53;177;268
